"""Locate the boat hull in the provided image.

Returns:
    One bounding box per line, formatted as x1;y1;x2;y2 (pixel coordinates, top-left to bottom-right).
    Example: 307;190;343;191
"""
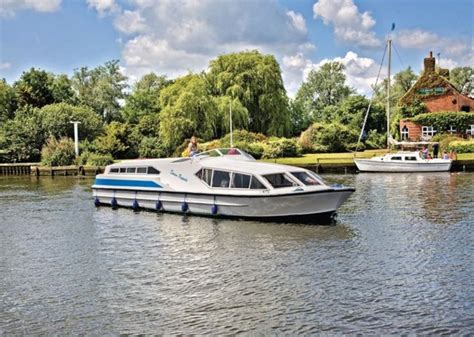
354;159;452;172
92;187;354;224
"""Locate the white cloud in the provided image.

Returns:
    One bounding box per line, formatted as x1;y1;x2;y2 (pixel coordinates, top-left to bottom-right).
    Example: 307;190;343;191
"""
395;29;472;65
0;0;61;17
114;10;147;34
86;0;118;16
286;11;307;34
92;0;312;95
0;62;12;70
313;0;381;47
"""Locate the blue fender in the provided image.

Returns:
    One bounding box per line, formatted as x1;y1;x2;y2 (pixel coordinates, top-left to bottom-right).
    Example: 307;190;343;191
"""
111;197;118;209
155;200;162;211
211;204;218;215
132;199;139;211
181;202;188;212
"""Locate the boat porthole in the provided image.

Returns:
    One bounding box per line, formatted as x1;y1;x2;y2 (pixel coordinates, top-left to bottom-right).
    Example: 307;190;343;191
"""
94;197;100;207
111;197;118;209
133;200;139;210
156;200;162;211
211;204;218;215
181;202;188;212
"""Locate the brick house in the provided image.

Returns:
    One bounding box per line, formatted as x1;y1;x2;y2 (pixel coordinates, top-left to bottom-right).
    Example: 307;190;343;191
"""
398;52;474;141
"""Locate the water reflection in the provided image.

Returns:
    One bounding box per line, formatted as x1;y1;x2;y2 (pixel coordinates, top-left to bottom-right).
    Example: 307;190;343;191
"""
1;174;473;335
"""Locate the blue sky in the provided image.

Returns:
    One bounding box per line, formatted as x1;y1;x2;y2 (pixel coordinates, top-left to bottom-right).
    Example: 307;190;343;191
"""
0;0;472;96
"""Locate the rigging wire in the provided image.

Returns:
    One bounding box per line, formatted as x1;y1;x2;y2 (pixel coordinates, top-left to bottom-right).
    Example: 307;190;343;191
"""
354;42;388;155
393;42;405;69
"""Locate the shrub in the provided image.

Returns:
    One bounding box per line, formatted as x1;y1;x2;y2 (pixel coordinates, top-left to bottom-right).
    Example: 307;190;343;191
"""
41;137;76;166
86;153;114;166
447;139;474;153
262;138;301;159
138;137;168;158
432;133;463;152
365;129;385;149
298;122;358;153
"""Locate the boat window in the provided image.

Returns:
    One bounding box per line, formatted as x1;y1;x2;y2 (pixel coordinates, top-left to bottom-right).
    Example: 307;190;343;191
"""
405;156;417;161
137;167;147;173
196;168;213;186
110;168;119;173
147;166;160;175
291;171;320;185
250;177;266;189
391;157;402;161
232;173;251;188
126;167;136;173
263;173;295;188
212;170;230;188
119;167;127;173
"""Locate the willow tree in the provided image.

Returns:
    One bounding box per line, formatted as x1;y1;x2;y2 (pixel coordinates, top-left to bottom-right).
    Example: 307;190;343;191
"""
207;51;290;136
159;73;216;150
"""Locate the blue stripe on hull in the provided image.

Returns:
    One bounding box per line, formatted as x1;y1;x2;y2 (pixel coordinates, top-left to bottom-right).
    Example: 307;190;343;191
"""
94;178;161;188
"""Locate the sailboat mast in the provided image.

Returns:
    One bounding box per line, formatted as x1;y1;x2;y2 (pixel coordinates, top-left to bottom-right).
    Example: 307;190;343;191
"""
230;97;233;148
387;39;392;149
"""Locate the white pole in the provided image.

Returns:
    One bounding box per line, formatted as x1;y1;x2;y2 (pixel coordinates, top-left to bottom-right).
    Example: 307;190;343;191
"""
70;121;81;156
230;97;233;148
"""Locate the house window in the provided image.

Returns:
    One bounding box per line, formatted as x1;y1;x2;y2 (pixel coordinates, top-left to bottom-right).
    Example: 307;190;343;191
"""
401;126;409;140
467;125;474;136
461;105;470;112
422;126;436;139
447;126;457;134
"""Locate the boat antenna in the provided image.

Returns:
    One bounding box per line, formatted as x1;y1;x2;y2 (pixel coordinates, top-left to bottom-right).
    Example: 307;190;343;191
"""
354;42;388;155
229;96;233;148
387;37;392;150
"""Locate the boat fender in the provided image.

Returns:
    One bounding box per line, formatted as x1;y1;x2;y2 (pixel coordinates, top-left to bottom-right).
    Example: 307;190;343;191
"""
181;201;188;212
211;204;218;215
111;197;118;209
155;200;162;211
133;199;139;211
94;197;100;207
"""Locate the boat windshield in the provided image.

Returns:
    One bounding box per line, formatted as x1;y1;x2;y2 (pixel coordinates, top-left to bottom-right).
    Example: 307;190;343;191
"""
195;148;255;160
290;171;321;186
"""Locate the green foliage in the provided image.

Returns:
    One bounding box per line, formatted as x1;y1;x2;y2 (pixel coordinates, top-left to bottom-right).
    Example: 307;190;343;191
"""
447;139;474;153
138;137;168;158
432;133;463;152
398;99;426;118
0;106;45;162
298;122;359;153
288;99;311;137
295;62;352;121
262;138;301;159
41;137;76;166
410;112;474;133
449;66;473;95
72;60;128;122
122;73;170;123
219;129;266;146
364;129;386;149
14;68;54;108
93;122;138;159
84;152;114;166
159;73;216;149
207;51;290;136
50;74;76;104
212;96;249;138
40;103;103;140
0;79;17;123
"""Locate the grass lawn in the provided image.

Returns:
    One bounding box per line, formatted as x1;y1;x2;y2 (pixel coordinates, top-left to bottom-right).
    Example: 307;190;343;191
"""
261;150;474;166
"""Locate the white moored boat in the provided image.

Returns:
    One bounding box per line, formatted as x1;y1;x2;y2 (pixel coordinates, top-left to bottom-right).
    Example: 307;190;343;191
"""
354;151;452;172
92;148;355;223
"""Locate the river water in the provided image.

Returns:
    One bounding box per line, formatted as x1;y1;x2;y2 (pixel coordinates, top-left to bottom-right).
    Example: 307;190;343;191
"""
1;173;473;335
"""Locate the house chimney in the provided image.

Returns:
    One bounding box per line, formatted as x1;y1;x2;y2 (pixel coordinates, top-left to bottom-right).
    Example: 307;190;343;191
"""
424;51;435;73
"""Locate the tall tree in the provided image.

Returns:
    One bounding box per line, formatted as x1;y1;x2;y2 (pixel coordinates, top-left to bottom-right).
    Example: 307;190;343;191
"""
72;60;128;122
207;51;290;136
295;62;353;121
14;68;54;108
450;66;473;96
0;79;17;122
159;73;217;149
122;73;171;123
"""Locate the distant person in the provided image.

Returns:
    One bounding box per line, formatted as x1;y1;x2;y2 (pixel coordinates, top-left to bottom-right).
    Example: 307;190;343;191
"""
433;143;439;158
227;148;238;155
442;152;449;160
421;146;429;159
449;150;457;160
188;136;199;156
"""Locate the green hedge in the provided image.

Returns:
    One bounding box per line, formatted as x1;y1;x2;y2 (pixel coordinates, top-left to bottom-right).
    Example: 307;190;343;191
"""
410;112;474;132
41;137;76;166
447;139;474;153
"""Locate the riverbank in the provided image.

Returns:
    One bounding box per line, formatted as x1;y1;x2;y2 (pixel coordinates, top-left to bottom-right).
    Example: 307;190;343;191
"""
1;151;473;176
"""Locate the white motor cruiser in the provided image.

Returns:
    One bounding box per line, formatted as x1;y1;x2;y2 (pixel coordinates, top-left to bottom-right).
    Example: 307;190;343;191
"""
354;151;452;172
92;148;355;223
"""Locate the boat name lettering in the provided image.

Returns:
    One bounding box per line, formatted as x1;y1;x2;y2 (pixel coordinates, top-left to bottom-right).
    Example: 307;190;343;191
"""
170;170;188;182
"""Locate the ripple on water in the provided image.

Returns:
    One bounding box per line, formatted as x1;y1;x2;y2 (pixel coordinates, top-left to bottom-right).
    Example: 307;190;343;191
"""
0;174;473;335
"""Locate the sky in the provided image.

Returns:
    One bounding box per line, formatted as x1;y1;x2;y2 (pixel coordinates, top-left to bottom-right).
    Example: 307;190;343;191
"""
0;0;472;97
